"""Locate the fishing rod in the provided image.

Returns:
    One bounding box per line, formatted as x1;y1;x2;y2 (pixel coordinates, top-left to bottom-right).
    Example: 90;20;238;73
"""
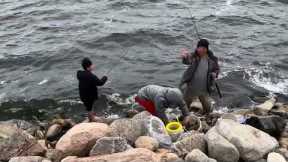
185;6;223;99
104;46;130;75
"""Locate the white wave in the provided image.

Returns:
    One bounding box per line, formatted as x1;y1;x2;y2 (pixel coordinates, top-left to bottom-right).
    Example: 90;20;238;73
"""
58;99;82;104
247;69;288;95
0;80;6;85
107;93;137;105
38;79;48;85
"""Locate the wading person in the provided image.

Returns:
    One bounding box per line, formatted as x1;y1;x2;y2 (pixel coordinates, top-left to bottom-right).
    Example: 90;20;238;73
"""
135;85;190;124
77;57;108;122
180;39;220;115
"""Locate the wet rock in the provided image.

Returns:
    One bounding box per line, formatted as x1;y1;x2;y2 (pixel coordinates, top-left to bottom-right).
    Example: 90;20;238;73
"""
45;149;65;162
172;132;206;157
182;114;201;131
270;104;288;118
205;113;222;127
205;127;239;162
216;119;279;161
61;148;159;162
267;152;286;162
185;149;216;162
0;119;38;136
245;115;286;138
89;137;132;156
0;124;45;161
135;136;159;151
45;123;63;147
55;122;112;157
279;122;288;149
45;119;75;148
9;156;51;162
254;98;276;115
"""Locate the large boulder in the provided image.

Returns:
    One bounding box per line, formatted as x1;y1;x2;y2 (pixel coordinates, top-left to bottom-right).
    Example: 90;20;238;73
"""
205;127;239;162
135;136;159;151
55;122;112;157
172;132;206;157
61;148;159;162
216;119;279;161
110;111;172;147
245;115;286;138
267;152;286;162
0;124;45;161
185;149;216;162
89;137;132;156
110;118;145;144
144;116;172;147
9;156;51;162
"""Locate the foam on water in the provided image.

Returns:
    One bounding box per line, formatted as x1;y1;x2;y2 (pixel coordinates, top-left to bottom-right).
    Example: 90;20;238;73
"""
245;67;288;95
38;79;48;85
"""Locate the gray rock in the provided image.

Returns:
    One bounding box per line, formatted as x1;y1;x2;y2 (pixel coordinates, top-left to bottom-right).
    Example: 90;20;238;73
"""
135;136;159;151
172;132;206;157
89;137;132;156
216;119;279;161
110;118;145;144
185;149;216;162
0;124;45;161
205;127;239;162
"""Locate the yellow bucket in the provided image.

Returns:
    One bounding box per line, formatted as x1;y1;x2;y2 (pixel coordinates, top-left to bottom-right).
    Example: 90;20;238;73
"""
165;121;184;134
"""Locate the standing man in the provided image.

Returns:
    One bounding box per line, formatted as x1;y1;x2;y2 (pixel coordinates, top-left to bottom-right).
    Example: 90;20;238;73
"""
180;39;220;114
77;58;108;122
135;85;190;124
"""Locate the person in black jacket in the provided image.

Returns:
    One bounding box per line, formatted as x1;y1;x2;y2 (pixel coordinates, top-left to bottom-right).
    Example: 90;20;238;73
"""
77;58;108;122
180;39;220;114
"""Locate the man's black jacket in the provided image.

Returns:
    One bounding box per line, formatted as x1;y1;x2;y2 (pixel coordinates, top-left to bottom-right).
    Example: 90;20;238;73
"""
77;70;107;102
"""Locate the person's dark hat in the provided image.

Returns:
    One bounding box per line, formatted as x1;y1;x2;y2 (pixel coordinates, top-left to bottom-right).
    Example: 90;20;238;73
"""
81;57;92;70
197;39;209;49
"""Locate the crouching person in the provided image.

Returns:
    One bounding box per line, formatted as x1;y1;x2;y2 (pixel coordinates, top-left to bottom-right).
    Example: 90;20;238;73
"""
135;85;190;124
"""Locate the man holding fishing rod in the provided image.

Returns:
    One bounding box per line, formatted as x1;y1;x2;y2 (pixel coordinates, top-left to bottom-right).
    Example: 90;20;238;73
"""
77;58;108;122
180;39;220;115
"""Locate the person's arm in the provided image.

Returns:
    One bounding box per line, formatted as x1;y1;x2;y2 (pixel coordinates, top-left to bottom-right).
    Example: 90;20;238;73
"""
182;53;195;65
179;101;190;117
154;95;169;124
92;74;108;86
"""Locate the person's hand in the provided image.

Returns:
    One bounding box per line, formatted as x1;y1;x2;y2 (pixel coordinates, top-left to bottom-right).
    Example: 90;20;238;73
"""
211;72;217;79
103;76;108;80
180;48;189;59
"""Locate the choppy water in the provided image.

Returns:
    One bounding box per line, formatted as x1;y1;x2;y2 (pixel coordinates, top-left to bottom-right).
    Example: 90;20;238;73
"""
0;0;287;121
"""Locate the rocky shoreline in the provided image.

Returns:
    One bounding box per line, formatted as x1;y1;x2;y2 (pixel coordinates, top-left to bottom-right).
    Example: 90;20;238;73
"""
0;98;288;162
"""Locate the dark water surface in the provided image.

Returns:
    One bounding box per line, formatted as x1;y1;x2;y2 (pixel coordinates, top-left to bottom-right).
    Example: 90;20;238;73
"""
0;0;287;121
